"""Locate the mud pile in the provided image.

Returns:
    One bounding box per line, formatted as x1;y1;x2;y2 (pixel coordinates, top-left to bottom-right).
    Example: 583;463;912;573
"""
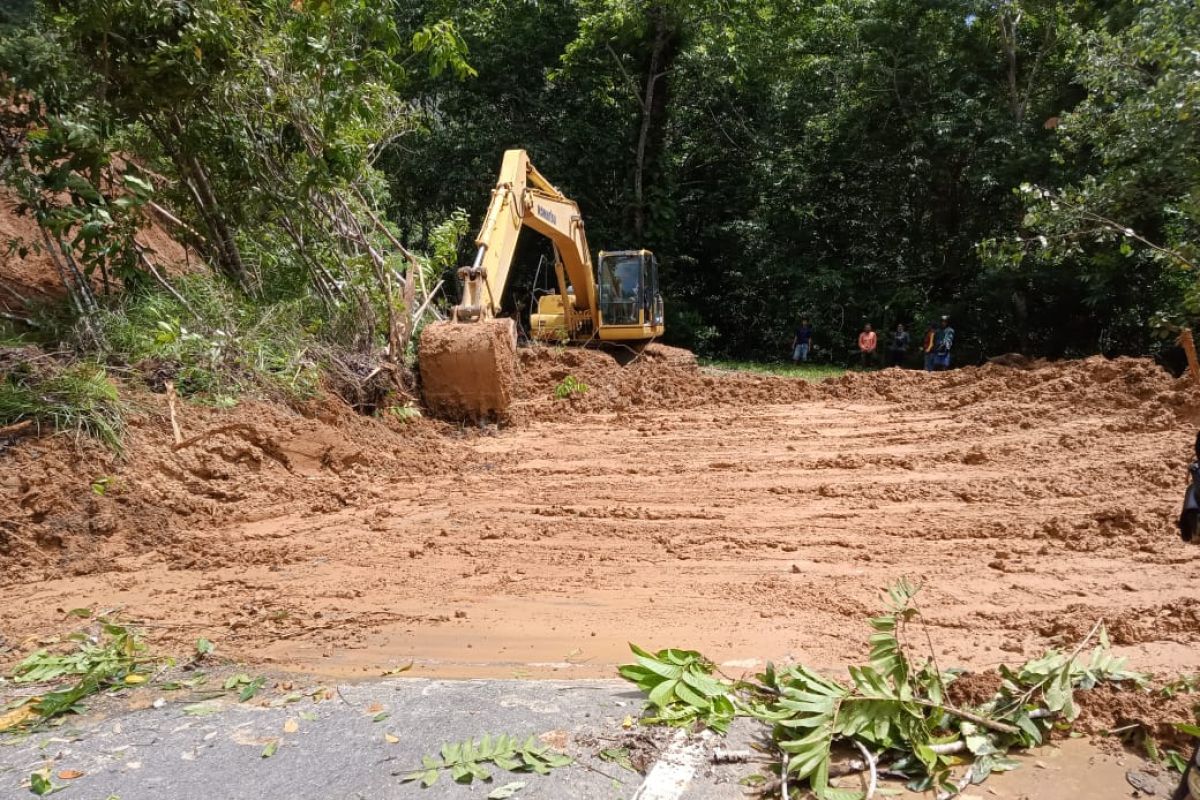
514;344;819;419
0;392;459;582
515;347;1196;432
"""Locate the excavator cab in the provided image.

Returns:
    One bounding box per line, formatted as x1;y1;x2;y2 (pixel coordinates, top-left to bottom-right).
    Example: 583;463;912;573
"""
597;250;663;334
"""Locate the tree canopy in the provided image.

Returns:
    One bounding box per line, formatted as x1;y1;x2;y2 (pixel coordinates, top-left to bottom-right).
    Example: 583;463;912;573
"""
2;0;1197;366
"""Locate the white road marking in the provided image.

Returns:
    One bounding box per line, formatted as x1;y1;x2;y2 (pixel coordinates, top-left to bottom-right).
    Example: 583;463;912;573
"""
631;729;711;800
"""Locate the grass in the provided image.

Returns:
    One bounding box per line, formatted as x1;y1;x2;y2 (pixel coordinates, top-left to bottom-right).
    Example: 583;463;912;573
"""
92;276;324;403
0;362;124;450
699;359;847;381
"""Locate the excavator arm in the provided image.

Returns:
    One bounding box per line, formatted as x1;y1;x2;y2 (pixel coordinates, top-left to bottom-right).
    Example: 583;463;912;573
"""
418;149;664;421
456;149;597;334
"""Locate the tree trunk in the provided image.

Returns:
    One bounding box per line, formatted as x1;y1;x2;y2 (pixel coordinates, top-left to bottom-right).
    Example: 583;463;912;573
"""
633;7;673;240
152;115;250;290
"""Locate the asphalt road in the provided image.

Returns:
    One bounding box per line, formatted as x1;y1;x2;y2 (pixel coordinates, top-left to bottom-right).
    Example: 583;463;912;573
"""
0;677;1171;800
0;678;754;800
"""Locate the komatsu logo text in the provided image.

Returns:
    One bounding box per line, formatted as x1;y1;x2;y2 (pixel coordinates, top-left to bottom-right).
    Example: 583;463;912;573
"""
536;205;557;225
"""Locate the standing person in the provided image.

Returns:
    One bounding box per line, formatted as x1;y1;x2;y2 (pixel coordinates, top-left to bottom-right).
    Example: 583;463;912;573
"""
933;316;955;371
857;323;878;368
792;317;814;363
888;323;910;367
922;323;937;372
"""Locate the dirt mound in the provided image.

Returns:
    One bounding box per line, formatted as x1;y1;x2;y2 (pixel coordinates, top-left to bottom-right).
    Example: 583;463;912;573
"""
512;348;1196;433
514;344;816;419
1074;683;1199;750
3;344;1199;687
0;387;459;582
998;602;1200;648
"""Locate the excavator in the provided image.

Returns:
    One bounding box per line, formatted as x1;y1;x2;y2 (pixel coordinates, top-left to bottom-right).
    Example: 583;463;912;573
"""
418;149;665;419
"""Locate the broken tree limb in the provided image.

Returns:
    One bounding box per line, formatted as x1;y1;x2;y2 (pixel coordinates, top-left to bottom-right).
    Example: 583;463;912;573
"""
0;419;36;438
908;699;1021;736
164;380;183;445
136;245;198;319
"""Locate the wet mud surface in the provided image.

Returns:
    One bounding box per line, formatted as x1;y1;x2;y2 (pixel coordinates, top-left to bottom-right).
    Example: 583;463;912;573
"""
3;352;1199;702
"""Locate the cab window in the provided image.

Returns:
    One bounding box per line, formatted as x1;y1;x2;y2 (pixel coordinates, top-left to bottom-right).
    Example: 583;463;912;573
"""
598;255;642;324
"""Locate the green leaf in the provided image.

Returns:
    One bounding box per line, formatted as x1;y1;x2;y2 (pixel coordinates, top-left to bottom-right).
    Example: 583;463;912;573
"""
372;712;390;723
29;773;59;796
599;747;636;773
182;702;220;716
488;782;526;799
261;740;279;758
494;754;521;771
672;679;708;709
1174;723;1200;738
239;677;266;702
647;678;679;708
195;638;214;656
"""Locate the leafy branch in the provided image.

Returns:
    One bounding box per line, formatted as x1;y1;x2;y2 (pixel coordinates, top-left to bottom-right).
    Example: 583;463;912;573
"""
401;734;572;788
6;615;152;727
620;581;1145;799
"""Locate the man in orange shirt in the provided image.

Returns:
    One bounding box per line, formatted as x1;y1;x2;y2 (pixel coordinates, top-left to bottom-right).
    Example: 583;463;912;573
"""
922;323;937;372
857;323;878;368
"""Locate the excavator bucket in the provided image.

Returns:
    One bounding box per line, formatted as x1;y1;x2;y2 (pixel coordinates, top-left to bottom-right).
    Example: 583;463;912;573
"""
418;319;518;421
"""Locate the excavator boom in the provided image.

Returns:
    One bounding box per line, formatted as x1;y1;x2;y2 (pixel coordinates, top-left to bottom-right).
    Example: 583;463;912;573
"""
454;150;597;334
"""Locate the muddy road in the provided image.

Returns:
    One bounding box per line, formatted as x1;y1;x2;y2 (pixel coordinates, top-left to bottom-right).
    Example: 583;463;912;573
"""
3;352;1199;682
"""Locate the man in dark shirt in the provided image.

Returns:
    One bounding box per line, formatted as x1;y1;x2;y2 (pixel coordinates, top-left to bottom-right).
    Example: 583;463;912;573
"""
888;323;910;367
933;317;955;370
792;318;813;363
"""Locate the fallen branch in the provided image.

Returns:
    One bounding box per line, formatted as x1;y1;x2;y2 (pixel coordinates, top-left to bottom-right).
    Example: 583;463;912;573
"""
0;311;37;327
711;748;764;764
172;423;261;451
0;419;36;438
910;698;1020;735
136;245;199;320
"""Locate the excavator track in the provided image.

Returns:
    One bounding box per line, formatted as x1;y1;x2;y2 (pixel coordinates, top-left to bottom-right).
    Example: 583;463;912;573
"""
418;319;518;421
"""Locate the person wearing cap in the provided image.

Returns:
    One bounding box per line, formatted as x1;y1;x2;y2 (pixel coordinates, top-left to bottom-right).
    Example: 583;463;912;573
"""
922;323;937;372
933;316;955;371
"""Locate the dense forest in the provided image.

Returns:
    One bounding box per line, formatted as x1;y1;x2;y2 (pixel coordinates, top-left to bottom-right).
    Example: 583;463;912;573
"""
1;0;1198;374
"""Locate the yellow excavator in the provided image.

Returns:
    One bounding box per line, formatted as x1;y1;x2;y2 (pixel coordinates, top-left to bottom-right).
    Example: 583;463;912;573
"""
418;149;665;419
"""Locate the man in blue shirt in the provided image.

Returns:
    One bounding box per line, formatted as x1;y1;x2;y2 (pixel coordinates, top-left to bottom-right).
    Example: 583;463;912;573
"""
933;317;955;370
792;318;814;363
